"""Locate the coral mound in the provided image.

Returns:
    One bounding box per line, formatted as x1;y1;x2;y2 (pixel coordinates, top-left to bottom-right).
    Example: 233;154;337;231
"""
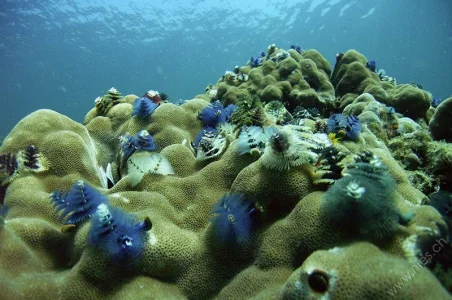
0;45;451;299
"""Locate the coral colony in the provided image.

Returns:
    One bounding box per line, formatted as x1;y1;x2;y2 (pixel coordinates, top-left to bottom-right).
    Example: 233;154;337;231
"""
0;43;451;299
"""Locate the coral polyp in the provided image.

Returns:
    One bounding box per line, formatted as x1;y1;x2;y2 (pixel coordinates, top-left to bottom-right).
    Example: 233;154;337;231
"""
50;180;109;224
268;129;290;153
144;90;162;105
249;53;264;68
261;127;318;171
321;160;400;241
313;145;347;184
19;145;49;172
192;127;227;160
132;97;159;118
89;204;151;263
0;204;7;225
127;152;174;186
237;126;268;155
199;101;226;127
0;153;18;184
290;44;302;54
94;87;123;116
210;193;256;247
326;113;361;141
119;130;157;159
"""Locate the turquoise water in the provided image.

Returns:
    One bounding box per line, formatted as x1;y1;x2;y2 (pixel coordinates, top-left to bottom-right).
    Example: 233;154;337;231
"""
0;0;451;135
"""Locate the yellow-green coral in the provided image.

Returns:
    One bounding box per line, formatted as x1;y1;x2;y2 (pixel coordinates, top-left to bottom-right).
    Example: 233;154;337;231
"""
281;242;450;299
429;97;452;142
333;50;432;119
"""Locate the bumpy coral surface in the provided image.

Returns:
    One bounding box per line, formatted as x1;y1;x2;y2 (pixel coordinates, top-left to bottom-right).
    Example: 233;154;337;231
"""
0;46;451;299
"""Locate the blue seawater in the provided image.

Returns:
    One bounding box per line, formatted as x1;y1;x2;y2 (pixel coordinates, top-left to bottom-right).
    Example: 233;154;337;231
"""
0;0;451;136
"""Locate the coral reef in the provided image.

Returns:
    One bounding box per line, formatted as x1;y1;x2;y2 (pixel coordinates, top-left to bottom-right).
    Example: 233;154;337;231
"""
0;45;451;299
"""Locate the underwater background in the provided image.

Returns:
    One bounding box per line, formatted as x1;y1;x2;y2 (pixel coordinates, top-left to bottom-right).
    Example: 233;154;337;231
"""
0;0;451;137
2;1;452;299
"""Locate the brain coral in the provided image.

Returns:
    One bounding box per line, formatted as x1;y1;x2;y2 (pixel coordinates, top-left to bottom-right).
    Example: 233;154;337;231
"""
281;242;450;299
0;45;450;299
429;96;452;142
332;50;432;119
